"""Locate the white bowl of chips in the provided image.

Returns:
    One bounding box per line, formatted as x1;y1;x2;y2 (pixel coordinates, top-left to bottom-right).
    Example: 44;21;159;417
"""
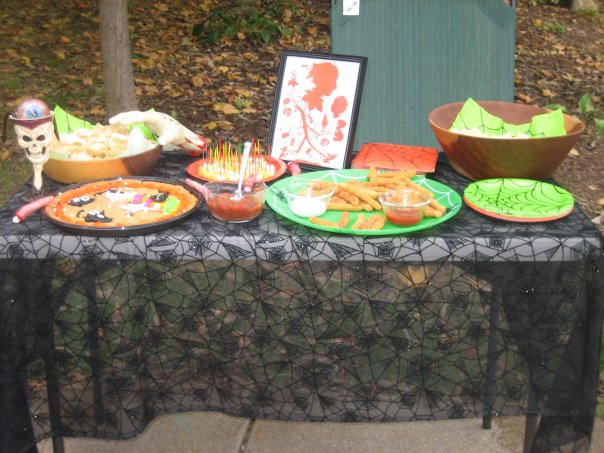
44;123;162;184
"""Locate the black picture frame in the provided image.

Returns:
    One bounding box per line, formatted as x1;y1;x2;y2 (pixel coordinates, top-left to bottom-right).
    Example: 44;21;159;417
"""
268;50;367;171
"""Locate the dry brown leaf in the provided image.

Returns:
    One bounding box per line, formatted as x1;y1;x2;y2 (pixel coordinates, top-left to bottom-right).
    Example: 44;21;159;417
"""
203;121;218;131
90;106;105;116
20;56;34;69
541;69;554;78
541;88;554;97
242;52;258;61
214;103;239;115
191;75;204;88
516;93;535;103
145;86;160;96
214;121;234;131
235;88;254;97
0;150;11;161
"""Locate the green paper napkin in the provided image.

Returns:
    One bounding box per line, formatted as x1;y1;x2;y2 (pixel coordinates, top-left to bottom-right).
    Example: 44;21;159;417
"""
53;105;94;133
52;105;156;140
450;98;566;138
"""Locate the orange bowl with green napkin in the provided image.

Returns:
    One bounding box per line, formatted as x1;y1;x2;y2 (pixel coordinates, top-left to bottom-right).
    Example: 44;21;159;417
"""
428;99;585;181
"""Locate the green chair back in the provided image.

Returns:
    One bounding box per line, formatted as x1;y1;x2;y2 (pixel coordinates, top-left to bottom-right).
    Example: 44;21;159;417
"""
330;0;516;149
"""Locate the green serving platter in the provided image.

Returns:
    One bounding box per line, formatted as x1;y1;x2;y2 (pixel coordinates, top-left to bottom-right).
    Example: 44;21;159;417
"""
266;169;462;236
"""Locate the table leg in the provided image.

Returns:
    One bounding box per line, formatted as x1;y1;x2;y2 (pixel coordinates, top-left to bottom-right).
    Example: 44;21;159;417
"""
80;266;105;425
482;290;502;430
0;364;39;453
44;355;64;453
35;262;65;453
522;384;538;453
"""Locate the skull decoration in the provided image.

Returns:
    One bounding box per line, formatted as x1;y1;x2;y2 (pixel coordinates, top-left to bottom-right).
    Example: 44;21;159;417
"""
8;98;55;196
14;121;53;165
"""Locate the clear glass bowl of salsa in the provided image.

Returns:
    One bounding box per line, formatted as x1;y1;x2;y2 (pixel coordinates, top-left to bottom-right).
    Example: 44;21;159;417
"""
203;181;268;223
378;188;431;226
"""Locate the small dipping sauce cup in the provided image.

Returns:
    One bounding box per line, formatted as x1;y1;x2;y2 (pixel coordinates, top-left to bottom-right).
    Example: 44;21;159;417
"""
204;181;268;223
379;188;431;226
284;181;334;218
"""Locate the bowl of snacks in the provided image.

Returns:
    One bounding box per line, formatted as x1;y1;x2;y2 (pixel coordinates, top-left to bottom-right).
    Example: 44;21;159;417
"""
203;181;268;223
378;188;432;226
282;180;335;218
43;123;162;184
428;99;585;181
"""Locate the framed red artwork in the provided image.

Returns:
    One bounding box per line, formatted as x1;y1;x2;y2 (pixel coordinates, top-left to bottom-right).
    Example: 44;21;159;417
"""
268;50;367;171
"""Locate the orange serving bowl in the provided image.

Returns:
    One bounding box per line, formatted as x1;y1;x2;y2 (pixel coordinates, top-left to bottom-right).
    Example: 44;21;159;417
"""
43;144;162;184
428;100;585;181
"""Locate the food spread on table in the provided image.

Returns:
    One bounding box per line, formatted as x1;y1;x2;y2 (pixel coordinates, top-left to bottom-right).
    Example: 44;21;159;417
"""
8;92;586;234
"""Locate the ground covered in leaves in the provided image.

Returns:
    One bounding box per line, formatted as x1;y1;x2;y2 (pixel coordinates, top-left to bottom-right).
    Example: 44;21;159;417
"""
0;0;602;221
514;0;604;225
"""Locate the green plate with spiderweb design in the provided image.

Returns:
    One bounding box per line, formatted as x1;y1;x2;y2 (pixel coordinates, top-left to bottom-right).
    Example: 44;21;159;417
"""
463;178;574;222
267;169;462;236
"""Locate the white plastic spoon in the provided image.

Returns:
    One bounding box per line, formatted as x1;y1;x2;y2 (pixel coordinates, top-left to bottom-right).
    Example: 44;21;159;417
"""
233;141;252;200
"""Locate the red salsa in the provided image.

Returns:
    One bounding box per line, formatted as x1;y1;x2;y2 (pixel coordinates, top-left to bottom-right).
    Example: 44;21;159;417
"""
384;208;424;226
207;192;263;221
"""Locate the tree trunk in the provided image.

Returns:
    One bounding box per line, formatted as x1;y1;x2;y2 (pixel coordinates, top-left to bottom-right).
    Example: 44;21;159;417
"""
100;0;138;117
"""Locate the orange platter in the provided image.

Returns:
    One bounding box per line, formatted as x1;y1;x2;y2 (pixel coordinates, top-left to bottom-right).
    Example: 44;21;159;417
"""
186;155;287;183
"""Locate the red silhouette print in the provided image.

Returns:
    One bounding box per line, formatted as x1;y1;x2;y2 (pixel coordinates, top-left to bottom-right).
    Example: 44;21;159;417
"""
302;63;338;112
273;57;355;168
331;96;347;118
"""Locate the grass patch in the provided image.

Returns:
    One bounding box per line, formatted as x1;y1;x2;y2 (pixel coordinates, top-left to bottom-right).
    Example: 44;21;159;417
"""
5;78;21;90
0;151;31;206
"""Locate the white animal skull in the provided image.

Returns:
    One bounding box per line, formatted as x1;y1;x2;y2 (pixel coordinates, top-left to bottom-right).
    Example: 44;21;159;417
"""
14;122;54;165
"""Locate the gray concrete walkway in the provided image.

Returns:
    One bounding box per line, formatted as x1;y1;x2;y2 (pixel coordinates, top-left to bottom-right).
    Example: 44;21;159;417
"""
36;412;604;453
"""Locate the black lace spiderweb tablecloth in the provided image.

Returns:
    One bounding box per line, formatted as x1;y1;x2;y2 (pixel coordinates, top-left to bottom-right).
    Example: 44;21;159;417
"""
0;153;602;453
